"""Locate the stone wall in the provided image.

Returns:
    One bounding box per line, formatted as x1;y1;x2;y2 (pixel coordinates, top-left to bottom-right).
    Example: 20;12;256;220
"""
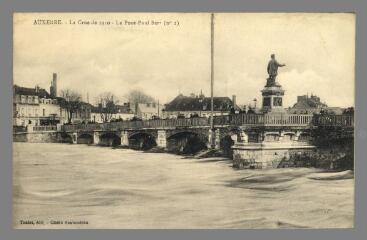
13;132;61;143
232;146;315;169
232;126;354;170
292;126;354;170
13;133;27;142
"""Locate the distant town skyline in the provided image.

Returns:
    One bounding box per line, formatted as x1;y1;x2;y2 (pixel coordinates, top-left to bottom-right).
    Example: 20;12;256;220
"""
14;13;355;108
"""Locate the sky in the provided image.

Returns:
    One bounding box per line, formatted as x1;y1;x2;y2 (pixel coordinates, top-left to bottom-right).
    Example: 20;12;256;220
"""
14;13;355;107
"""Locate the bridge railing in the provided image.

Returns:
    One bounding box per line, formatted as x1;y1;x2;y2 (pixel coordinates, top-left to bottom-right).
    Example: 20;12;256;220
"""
212;113;314;126
312;114;354;127
13;125;27;133
61;113;354;132
61;117;211;132
213;114;262;126
263;114;314;126
33;125;57;131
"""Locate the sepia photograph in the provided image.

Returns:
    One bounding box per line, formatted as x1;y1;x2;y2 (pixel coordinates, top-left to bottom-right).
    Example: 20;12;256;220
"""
13;12;355;229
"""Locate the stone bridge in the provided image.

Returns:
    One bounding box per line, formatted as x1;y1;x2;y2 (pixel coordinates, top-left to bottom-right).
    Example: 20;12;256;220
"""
14;113;354;168
53;113;354;156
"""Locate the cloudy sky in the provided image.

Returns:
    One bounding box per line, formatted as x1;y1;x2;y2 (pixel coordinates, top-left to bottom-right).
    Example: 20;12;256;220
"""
14;13;355;107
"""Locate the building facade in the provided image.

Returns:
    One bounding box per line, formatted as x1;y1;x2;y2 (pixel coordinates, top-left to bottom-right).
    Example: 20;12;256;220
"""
162;94;240;118
91;103;134;123
13;84;62;126
131;102;163;120
13;73;93;126
288;94;344;114
58;99;92;124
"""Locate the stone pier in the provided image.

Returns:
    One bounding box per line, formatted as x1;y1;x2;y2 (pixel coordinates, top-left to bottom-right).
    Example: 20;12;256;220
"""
93;132;100;145
232;128;315;169
120;131;129;146
207;128;221;150
157;130;167;149
72;132;78;144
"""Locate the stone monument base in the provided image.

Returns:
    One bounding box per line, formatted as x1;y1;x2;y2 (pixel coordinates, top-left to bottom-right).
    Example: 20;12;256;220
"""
232;142;315;169
261;84;285;113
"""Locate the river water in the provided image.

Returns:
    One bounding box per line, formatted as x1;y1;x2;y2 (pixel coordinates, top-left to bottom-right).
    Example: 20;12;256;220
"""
13;142;354;229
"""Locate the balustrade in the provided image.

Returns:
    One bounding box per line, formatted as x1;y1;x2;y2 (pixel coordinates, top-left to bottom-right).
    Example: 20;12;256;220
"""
60;113;353;132
33;125;57;131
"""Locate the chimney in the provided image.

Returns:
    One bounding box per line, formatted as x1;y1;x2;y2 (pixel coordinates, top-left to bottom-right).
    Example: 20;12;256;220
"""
51;73;57;98
232;95;237;106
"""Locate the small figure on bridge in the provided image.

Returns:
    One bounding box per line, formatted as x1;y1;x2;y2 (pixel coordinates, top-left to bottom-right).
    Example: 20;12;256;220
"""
267;54;286;87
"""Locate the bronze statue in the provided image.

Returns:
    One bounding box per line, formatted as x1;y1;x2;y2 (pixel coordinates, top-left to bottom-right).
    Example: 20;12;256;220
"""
267;54;285;86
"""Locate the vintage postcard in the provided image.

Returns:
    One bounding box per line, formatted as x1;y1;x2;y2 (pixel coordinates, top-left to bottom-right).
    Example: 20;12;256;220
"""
13;13;355;229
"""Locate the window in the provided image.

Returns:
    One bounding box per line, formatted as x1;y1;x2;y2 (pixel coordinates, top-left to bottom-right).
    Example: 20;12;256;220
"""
43;109;45;116
263;97;271;107
273;97;282;107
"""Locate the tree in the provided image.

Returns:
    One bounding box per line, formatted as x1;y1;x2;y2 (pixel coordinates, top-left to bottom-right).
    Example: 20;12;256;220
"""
60;89;82;124
343;107;354;115
96;92;119;123
125;90;155;114
125;89;155;104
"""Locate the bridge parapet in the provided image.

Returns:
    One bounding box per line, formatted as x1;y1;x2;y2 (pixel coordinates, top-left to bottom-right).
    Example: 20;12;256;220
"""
62;117;210;132
61;113;354;132
312;114;354;127
32;125;57;132
213;113;314;127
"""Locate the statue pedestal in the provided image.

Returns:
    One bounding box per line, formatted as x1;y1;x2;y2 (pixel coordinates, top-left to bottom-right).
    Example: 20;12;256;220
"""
261;84;285;113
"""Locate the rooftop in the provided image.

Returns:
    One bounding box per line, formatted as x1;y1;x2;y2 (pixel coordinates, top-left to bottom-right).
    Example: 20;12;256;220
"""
13;85;51;99
91;103;133;114
164;94;240;112
291;94;328;109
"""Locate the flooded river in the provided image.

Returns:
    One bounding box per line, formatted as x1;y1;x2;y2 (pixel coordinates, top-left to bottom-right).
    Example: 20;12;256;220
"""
13;143;354;229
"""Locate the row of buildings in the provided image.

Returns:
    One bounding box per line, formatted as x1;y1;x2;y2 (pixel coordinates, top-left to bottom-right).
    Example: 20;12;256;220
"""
13;73;241;127
13;73;342;127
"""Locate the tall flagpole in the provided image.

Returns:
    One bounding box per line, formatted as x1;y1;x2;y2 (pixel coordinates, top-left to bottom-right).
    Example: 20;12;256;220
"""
210;13;215;149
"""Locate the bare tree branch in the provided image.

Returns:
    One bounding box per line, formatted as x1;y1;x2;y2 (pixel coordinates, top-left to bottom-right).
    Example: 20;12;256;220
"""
96;92;119;123
60;89;82;123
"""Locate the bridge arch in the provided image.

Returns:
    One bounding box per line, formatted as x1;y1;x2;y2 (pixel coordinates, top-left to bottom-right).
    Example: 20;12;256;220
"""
77;133;94;144
128;132;157;150
99;132;121;146
60;132;73;143
167;131;208;154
